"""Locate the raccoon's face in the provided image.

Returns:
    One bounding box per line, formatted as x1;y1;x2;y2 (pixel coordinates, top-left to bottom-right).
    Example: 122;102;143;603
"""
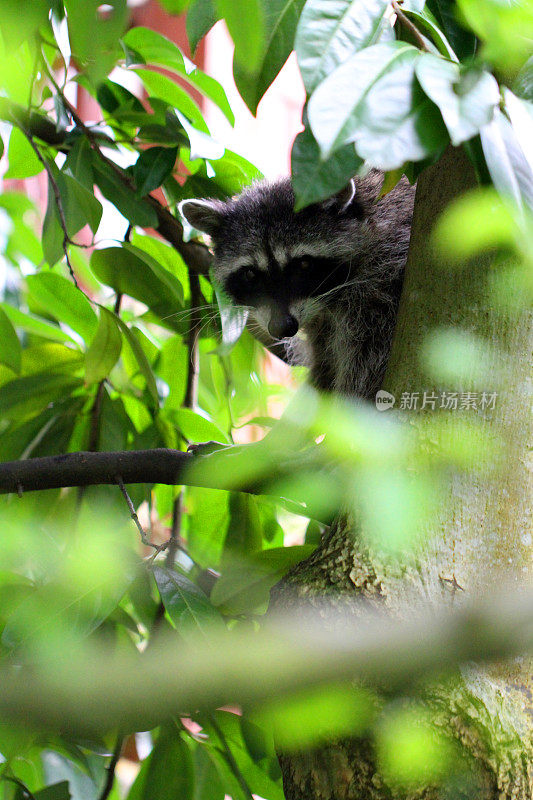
179;178;364;340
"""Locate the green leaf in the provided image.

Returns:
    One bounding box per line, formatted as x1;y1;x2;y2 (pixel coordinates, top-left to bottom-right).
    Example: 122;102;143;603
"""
133;146;178;197
295;0;389;94
0;373;83;423
291;123;363;210
211;545;315;614
85;307;122;385
26;273;98;344
480;109;533;211
0;306;21;374
115;318;159;407
92;159;158;228
90;245;184;319
426;0;476;61
0;132;4;160
218;0;264;72
63;137;95;191
153;566;225;639
513;56;533;102
128;727;194;800
221;493;263;568
171;407;230;443
135;68;208;132
187;0;219;54
4;127;43;179
308;42;448;169
64;0;129;86
456;0;533;77
41;167;103;266
159;0;191;12
34;782;71;800
96;78;146;116
233;0;305;114
0;303;76;345
123;27;185;71
415;57;500;146
400;8;458;60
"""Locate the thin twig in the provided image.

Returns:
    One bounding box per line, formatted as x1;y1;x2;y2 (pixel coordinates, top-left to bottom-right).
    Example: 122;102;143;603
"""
98;736;123;800
22;133;80;287
391;0;430;51
116;474;167;554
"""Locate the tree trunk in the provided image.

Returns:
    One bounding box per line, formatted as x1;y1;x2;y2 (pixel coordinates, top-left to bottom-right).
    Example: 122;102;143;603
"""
270;147;532;799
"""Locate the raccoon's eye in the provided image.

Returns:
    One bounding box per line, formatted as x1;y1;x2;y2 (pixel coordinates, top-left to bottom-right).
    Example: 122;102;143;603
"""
238;266;258;283
293;256;311;270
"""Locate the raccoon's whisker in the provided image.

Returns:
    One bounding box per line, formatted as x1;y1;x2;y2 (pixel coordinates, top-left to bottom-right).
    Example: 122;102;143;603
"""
158;304;216;323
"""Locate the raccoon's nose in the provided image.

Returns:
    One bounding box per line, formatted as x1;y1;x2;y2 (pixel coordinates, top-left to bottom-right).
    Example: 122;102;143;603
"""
268;313;299;339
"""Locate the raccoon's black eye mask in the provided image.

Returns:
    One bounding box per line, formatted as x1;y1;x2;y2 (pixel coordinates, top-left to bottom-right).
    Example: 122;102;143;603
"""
224;256;353;308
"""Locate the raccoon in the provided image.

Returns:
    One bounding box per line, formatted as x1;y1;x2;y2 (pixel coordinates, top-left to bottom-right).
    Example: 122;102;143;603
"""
179;172;415;399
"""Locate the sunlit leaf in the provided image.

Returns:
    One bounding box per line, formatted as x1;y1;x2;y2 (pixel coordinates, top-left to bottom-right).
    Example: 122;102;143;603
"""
296;0;389;94
416;56;499;145
0;306;21;374
27;273;98;344
4;127;43;179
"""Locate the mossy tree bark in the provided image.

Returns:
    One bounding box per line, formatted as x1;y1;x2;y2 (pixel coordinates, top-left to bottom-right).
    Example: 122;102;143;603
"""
271;147;532;799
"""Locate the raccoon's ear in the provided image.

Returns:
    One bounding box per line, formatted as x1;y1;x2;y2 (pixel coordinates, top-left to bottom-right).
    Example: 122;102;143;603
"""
178;198;225;236
334;179;356;212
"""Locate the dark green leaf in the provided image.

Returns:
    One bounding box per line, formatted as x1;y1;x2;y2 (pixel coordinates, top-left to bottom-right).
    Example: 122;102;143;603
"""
291;123;363;210
187;0;219;54
115;318;159;407
97;79;145;115
426;0;476;61
415;57;499;145
133;146;178;197
34;781;71;800
0;133;4;160
400;8;458;59
92;159;158;228
221;493;263;569
127;726;194;800
193;747;225;800
233;0;305;114
26;273;98;344
0;373;83;423
211;545;315;614
296;0;389;94
0;305;21;374
85;307;122;385
153;566;226;638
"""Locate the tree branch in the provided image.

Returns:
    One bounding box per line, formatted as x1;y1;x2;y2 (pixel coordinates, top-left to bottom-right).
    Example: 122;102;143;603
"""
0;589;530;736
0;448;283;497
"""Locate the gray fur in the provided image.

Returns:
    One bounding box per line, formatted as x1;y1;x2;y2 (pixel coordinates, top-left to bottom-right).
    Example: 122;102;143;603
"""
180;172;415;399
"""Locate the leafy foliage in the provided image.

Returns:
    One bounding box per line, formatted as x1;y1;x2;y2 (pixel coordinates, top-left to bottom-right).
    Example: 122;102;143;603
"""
0;0;530;798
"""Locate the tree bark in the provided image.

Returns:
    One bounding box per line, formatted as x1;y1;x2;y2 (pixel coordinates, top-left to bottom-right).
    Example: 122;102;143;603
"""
271;147;532;799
